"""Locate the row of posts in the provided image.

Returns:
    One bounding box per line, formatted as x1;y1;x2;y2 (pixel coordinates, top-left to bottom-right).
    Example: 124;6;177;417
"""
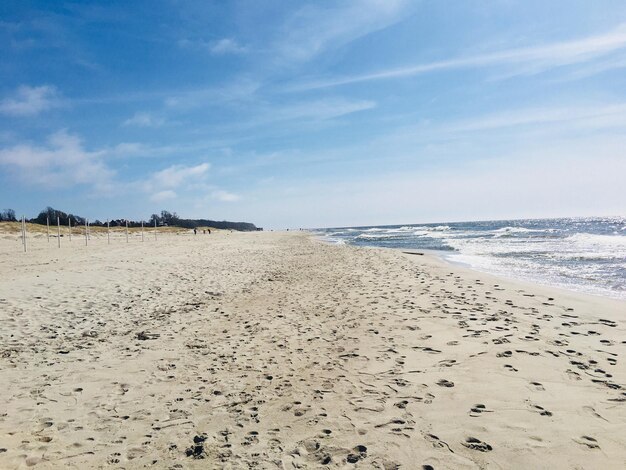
20;217;157;252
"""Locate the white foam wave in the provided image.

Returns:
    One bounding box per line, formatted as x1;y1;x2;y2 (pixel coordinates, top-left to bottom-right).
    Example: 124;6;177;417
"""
494;226;533;233
568;233;626;248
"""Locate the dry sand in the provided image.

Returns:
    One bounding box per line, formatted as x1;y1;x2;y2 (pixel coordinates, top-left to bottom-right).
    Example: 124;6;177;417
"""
0;229;624;469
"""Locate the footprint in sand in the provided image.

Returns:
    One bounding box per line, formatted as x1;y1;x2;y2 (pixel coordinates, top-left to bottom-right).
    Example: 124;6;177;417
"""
574;436;600;449
436;379;454;387
469;404;493;417
423;433;454;452
529;403;553;416
463;437;493;452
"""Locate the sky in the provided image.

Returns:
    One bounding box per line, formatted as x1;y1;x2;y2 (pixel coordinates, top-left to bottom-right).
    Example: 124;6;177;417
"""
1;0;626;229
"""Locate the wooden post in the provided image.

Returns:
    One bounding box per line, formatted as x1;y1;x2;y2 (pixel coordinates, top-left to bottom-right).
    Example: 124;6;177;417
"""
22;216;26;252
107;220;110;244
46;216;50;243
85;219;88;246
141;221;144;242
68;218;72;241
154;219;157;240
125;220;129;243
57;216;61;248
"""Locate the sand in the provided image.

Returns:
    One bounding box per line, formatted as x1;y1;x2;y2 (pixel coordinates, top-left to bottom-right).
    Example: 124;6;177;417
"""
0;229;624;469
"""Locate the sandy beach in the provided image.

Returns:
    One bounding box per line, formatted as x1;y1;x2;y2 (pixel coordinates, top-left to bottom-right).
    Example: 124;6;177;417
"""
0;229;624;469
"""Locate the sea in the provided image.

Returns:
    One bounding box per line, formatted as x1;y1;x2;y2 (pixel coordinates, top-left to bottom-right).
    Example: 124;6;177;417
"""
315;217;626;300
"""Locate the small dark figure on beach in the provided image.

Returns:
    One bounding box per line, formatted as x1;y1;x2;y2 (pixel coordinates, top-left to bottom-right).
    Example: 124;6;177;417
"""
203;230;206;234
208;229;211;234
193;228;197;235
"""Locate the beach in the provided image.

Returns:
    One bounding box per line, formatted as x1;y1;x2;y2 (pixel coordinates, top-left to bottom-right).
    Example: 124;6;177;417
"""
0;229;624;469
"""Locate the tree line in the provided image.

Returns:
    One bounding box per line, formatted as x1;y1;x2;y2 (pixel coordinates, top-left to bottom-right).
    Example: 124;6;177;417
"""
0;207;260;231
0;208;17;222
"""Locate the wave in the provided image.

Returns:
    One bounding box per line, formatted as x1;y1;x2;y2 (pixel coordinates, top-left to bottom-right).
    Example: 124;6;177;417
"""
319;218;626;300
567;233;626;248
494;226;533;233
356;232;410;239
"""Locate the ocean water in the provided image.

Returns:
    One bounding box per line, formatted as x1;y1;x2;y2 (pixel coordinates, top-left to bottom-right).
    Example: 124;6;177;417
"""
316;217;626;300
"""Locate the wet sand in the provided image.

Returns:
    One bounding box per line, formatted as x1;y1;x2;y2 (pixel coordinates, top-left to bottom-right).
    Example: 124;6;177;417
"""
0;230;624;469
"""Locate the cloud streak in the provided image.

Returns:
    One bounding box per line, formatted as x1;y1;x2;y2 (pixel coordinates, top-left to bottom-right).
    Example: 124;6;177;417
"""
148;163;211;190
123;111;165;127
0;130;113;188
275;0;412;61
292;23;626;90
212;190;240;202
209;38;247;55
0;85;60;116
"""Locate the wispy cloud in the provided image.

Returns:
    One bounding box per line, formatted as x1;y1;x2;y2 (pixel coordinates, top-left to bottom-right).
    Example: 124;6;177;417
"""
446;102;626;133
209;38;247;55
275;0;412;61
148;162;210;189
150;189;177;202
142;162;211;204
0;130;113;188
142;163;243;206
164;79;260;109
179;37;248;55
270;98;376;121
212;189;241;202
123;111;165;127
292;23;626;90
0;85;60;116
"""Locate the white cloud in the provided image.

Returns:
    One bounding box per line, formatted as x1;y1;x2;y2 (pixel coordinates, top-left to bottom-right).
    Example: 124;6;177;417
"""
178;37;247;55
108;142;150;157
293;23;626;90
164;79;260;109
0;85;59;116
123;111;165;127
220;98;376;133
276;0;412;61
209;38;247;55
440;102;626;134
272;98;376;121
150;190;177;202
212;190;241;202
0;130;113;188
147;162;211;190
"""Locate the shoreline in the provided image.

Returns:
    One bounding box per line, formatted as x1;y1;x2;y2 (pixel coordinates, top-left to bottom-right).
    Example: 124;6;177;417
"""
404;247;626;309
316;232;626;303
1;231;624;468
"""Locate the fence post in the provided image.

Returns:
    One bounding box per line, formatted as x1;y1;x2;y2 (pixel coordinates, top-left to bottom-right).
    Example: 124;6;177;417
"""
154;219;157;240
141;221;144;242
57;216;61;248
125;220;129;243
85;219;88;246
107;220;110;244
46;216;50;243
22;216;26;252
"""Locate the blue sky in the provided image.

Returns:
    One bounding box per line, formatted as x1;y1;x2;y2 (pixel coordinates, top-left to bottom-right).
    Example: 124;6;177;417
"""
1;0;625;228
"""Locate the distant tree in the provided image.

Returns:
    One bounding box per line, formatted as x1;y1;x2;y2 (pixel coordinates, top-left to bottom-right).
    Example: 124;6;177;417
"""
10;206;257;231
31;207;85;226
160;210;179;226
0;209;17;222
